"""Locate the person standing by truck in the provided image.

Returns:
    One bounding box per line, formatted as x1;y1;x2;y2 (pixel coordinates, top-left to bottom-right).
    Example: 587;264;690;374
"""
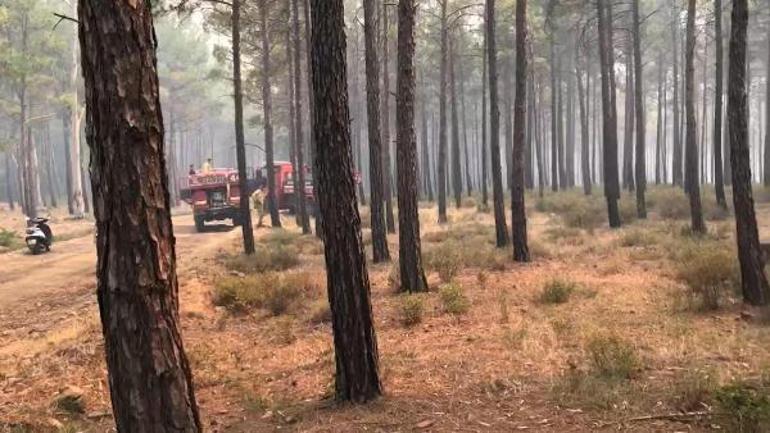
250;181;267;228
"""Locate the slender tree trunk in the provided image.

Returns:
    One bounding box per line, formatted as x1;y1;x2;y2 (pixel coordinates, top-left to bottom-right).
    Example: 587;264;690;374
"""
449;36;462;208
381;3;396;233
577;58;591;195
287;25;301;224
685;0;706;233
535;79;545;197
260;0;281;229
363;0;390;263
78;1;202;430
656;54;663;185
291;0;311;233
4;153;14;210
632;0;647;218
304;0;323;239
597;0;621;227
504;48;514;192
310;0;382;400
397;0;429;293
421;76;434;202
481;34;489;206
550;37;559;192
459;57;472;197
623;45;635;192
511;0;529;262
672;4;683;187
487;0;510;247
437;0;449;223
727;0;770;306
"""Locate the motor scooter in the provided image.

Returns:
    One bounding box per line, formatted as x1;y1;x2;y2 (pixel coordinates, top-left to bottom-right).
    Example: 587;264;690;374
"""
25;217;53;255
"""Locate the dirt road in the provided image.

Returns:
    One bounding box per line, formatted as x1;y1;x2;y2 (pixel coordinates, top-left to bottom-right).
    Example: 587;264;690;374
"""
0;216;239;308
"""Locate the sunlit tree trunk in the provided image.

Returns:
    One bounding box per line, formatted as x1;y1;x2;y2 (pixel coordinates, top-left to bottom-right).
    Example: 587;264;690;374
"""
78;1;202;429
727;0;770;306
310;0;382;400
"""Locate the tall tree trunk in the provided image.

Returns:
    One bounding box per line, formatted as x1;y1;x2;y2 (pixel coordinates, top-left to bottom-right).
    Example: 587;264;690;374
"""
481;34;489;206
381;3;396;233
69;0;85;217
565;45;576;188
511;0;529;262
459;57;473;197
4;152;14;210
397;0;429;293
43;124;58;208
309;0;382;400
632;0;647;218
727;0;770;306
287;25;301;225
577;58;591;195
685;0;706;233
487;0;510;247
303;0;323;239
291;0;311;234
363;0;390;263
420;76;434;202
78;1;202;430
437;0;449;223
449;36;462;208
597;0;621;228
535;79;546;197
260;0;281;229
656;55;664;185
550;37;559;192
504;47;514;192
672;4;683;187
764;12;770;187
623;44;635;192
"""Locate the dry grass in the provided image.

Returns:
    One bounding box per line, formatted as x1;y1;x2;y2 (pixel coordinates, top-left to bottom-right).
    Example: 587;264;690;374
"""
5;196;770;432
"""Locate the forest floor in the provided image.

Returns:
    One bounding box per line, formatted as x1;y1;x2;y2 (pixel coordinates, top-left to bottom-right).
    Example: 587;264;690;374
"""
1;187;770;433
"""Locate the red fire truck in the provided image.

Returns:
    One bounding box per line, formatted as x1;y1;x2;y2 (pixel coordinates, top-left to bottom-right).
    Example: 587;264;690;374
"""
181;169;245;232
268;161;315;214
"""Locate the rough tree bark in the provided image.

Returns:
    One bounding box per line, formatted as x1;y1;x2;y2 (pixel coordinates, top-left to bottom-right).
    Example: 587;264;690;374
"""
632;0;646;218
397;0;429;293
486;0;510;247
309;0;383;401
597;0;621;228
363;0;390;263
511;0;529;262
684;0;706;234
727;0;770;306
78;1;202;430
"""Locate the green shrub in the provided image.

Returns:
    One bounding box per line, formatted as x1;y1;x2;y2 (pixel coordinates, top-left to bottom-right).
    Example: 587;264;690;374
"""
561;201;606;230
539;279;577;304
672;369;717;412
224;246;300;274
648;188;690;220
715;382;770;433
400;295;425;327
0;229;21;249
675;244;739;311
424;245;462;282
439;283;470;315
619;228;660;248
586;335;640;380
618;198;638;224
213;272;313;315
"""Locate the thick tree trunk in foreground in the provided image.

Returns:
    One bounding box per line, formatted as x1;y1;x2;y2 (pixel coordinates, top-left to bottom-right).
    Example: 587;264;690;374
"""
486;0;510;247
291;0;310;234
727;0;770;306
78;1;201;430
632;0;647;218
363;0;390;263
310;0;382;401
684;0;706;234
511;0;529;262
397;0;429;293
232;0;256;251
260;0;281;229
597;0;621;228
